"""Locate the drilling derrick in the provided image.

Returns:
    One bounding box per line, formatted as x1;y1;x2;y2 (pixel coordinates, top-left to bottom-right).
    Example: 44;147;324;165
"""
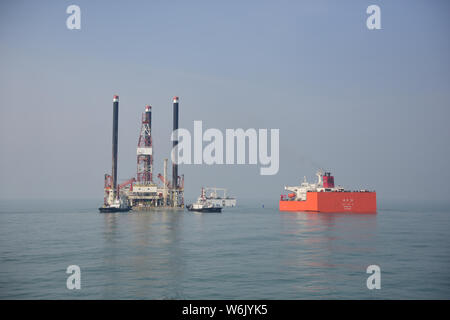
127;105;159;209
137;105;153;184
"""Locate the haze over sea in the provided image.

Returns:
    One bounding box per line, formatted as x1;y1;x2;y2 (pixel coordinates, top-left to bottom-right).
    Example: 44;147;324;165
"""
0;199;449;299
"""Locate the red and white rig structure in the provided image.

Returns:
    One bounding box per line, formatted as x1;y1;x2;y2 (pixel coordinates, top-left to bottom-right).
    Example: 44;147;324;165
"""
118;97;184;209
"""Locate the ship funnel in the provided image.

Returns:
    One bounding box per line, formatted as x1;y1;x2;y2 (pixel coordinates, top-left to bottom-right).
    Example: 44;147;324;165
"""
323;172;335;188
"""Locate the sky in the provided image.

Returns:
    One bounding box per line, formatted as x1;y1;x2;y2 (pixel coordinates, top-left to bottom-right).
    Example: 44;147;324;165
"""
0;0;449;204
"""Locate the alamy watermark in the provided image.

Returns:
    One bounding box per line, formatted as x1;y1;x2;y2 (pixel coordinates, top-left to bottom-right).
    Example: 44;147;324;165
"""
66;5;81;30
366;5;381;30
171;121;279;175
366;265;381;290
66;5;380;31
66;265;81;290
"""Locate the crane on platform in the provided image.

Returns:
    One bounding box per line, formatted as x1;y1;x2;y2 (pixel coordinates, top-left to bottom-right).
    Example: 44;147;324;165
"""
118;177;136;192
157;173;170;188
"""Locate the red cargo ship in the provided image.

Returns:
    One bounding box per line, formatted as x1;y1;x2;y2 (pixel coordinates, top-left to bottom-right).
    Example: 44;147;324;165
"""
279;171;376;213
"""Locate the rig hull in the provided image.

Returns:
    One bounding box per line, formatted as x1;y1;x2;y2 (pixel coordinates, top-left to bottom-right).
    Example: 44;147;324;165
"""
279;191;376;213
98;206;131;213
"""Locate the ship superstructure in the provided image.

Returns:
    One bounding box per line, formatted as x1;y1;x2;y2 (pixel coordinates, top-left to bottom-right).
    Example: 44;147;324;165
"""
203;187;237;207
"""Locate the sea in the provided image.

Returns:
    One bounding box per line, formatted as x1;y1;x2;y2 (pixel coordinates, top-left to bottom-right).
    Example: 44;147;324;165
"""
0;199;449;299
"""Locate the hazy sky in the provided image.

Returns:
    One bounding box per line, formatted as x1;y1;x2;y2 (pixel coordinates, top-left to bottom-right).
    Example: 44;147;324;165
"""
1;0;449;203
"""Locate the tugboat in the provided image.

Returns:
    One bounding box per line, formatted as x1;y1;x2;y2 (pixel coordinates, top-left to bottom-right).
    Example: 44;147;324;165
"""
187;188;223;213
99;197;131;213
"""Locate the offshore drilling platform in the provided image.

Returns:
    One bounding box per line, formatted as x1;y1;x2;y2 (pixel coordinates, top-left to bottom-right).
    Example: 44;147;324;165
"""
99;95;184;212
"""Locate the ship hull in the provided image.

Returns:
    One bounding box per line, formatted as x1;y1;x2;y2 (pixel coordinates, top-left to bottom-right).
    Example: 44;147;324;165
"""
279;192;376;213
187;205;222;213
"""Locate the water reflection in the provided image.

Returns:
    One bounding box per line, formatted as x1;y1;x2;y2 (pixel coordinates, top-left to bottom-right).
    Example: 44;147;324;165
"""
103;213;119;241
279;212;378;295
101;210;185;299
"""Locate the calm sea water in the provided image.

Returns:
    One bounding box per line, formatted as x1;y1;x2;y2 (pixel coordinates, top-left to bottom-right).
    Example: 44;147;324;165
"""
0;199;449;299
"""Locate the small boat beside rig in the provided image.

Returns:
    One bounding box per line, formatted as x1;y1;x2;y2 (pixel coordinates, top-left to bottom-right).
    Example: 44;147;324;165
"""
187;202;222;213
279;170;376;213
187;188;222;213
187;187;236;213
99;198;131;213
